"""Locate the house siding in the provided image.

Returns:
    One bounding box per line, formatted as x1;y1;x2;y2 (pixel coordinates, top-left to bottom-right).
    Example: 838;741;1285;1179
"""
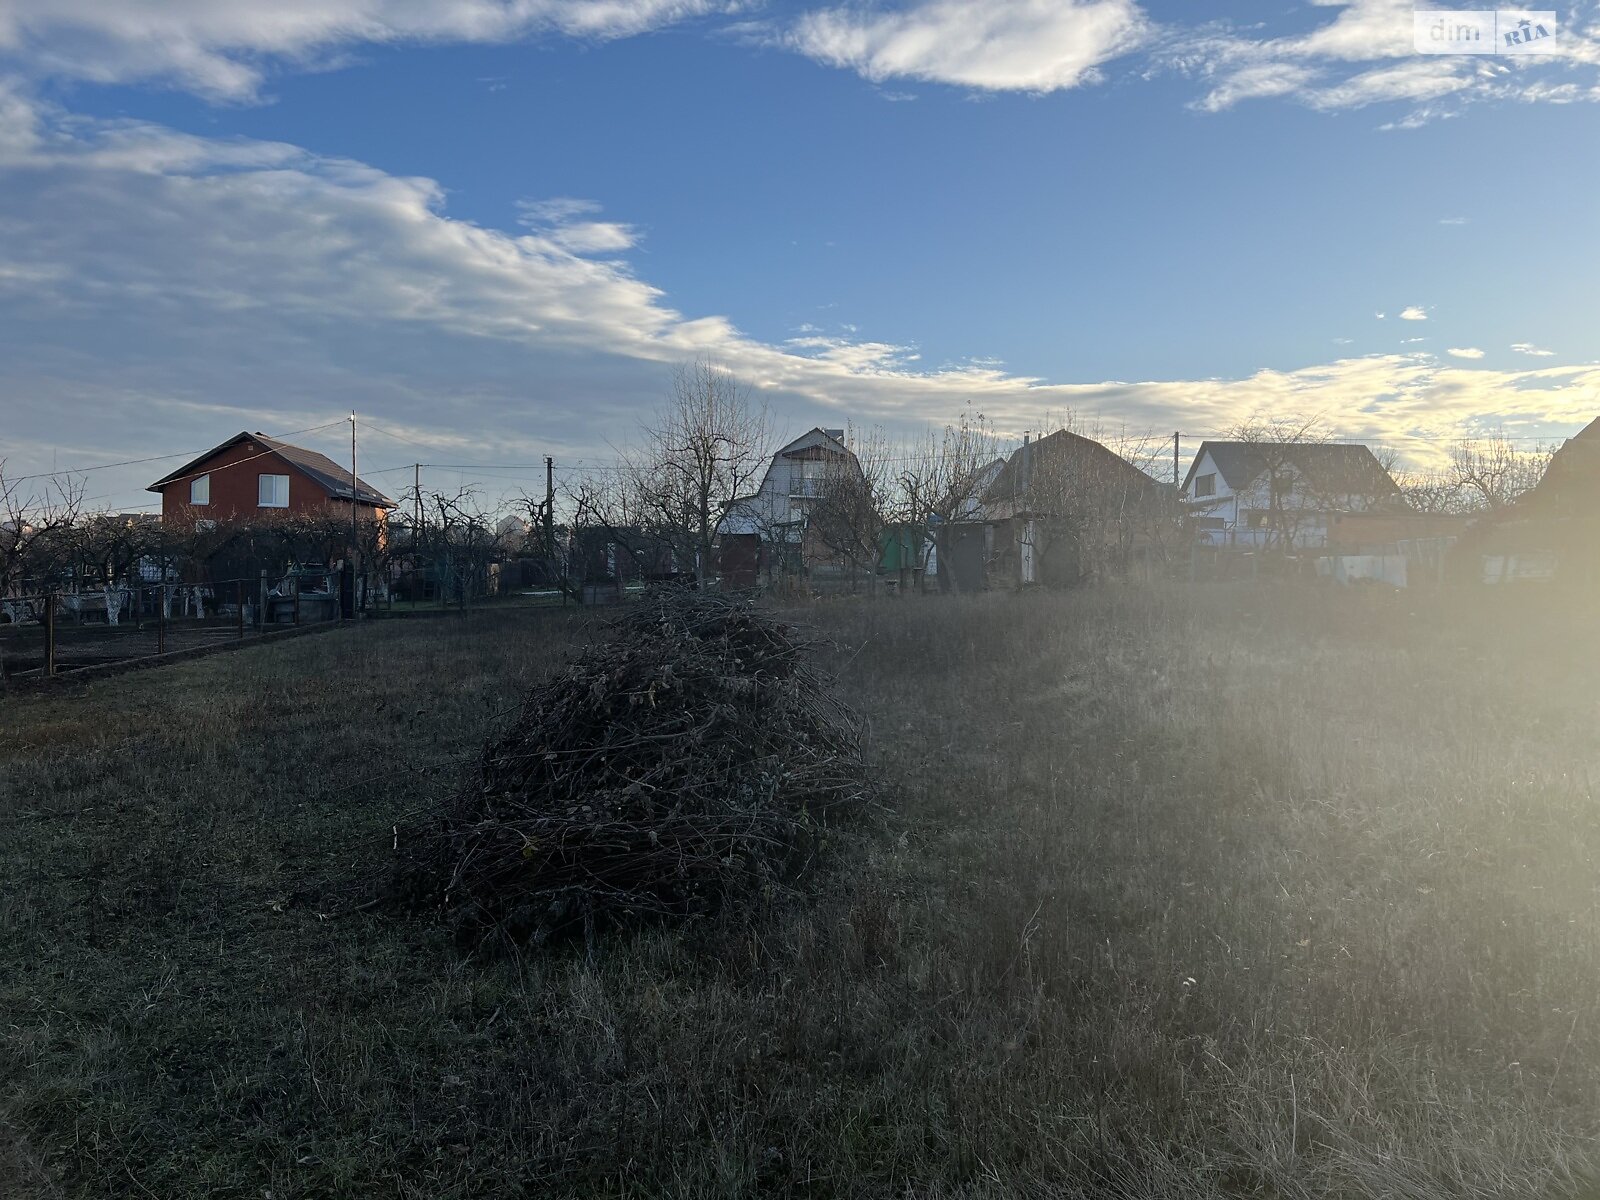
1182;442;1398;550
156;438;386;526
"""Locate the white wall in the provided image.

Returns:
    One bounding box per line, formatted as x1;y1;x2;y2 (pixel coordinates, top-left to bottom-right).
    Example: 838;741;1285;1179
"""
1184;450;1383;549
747;429;849;533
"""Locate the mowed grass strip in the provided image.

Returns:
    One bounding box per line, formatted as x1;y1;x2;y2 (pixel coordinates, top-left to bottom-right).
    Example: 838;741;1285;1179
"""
1;587;1598;1198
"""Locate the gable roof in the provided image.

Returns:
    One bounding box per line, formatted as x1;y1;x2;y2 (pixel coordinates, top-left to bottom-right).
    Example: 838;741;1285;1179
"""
755;427;859;490
777;427;850;458
1184;440;1399;499
147;431;394;506
1516;414;1600;516
985;430;1164;507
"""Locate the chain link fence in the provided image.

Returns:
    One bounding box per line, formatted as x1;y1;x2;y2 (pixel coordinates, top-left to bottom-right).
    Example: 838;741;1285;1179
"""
0;568;344;683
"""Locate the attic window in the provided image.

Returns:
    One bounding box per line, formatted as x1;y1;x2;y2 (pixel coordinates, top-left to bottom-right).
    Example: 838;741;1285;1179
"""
258;474;289;508
1194;472;1217;498
190;474;210;505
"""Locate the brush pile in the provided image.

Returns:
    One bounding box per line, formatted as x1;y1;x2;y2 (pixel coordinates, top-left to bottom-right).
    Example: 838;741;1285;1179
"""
386;590;867;943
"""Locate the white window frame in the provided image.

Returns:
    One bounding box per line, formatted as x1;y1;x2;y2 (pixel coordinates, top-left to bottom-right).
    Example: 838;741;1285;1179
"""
258;473;290;508
1194;472;1217;499
190;474;210;505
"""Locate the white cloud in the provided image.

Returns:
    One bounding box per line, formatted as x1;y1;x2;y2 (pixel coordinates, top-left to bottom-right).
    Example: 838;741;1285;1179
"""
1399;305;1428;320
1;94;1595;507
1447;346;1484;358
0;0;721;100
1512;342;1556;356
1439;215;1470;225
787;0;1148;92
516;197;636;254
1160;0;1600;120
1195;62;1316;112
1305;57;1474;110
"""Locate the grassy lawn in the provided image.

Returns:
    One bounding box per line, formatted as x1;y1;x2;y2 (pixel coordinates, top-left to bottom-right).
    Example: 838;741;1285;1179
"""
2;585;1598;1197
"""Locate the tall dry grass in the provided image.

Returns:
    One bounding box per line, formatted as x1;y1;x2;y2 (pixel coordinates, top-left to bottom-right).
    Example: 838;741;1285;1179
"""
1;586;1597;1197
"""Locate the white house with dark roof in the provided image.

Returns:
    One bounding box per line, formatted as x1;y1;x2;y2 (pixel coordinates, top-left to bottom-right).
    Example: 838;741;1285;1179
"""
719;427;858;538
1181;440;1401;550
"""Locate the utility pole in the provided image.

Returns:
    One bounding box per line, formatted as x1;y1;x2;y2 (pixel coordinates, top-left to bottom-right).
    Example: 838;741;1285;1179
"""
1173;431;1181;490
543;456;555;560
349;410;360;616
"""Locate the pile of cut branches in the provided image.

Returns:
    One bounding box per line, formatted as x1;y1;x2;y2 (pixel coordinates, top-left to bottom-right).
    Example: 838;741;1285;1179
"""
384;590;867;943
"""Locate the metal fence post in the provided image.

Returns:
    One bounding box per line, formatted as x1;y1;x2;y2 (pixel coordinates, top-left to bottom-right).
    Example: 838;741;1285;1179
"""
237;580;246;639
157;585;166;655
259;571;268;631
43;592;56;678
292;575;300;625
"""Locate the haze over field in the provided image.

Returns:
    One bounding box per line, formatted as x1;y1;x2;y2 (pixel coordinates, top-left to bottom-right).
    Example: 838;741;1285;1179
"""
1;1;1598;503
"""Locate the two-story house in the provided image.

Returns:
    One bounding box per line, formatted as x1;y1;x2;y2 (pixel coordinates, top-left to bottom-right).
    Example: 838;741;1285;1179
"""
717;428;864;583
1181;440;1401;550
147;431;393;528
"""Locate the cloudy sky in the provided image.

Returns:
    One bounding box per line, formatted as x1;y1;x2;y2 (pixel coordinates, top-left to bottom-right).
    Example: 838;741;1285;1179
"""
1;0;1598;509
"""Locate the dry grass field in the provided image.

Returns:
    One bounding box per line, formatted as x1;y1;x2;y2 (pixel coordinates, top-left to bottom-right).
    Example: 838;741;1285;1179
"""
3;584;1599;1198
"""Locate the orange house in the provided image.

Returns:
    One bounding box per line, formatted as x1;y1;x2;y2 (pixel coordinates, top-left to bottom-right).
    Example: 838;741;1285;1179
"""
147;432;393;528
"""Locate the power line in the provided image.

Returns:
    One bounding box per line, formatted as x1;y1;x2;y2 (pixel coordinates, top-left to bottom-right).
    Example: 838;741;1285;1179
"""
360;420;451;452
1176;432;1562;443
24;414;1568;503
5;420;352;486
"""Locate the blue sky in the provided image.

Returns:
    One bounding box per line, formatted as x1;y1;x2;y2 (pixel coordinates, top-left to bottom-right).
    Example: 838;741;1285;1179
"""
1;1;1598;511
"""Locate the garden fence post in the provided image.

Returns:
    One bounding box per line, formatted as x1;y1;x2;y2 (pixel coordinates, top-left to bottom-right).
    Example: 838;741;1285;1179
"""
43;591;56;678
157;585;166;655
292;575;301;626
237;580;246;639
259;571;268;631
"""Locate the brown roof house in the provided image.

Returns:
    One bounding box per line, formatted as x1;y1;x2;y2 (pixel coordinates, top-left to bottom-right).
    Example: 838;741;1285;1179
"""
148;431;393;526
939;429;1178;590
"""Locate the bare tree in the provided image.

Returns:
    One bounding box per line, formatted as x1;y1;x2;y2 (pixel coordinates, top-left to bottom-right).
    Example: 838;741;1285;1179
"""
352;508;405;609
1383;431;1553;515
1448;429;1554;511
1226;415;1338;554
565;469;672;599
1392;470;1473;515
1019;419;1179;581
806;424;891;591
0;464;84;598
893;411;1000;590
419;488;500;609
628;359;773;586
65;513;159;606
